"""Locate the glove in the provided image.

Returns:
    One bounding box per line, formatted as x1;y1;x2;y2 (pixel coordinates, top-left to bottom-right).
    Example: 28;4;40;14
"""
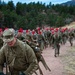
0;72;4;75
20;72;25;75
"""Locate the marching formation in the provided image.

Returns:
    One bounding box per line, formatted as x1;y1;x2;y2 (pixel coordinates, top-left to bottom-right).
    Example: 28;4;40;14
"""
0;26;75;75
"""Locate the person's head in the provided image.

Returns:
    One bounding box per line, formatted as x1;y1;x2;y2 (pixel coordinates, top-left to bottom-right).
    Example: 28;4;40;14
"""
18;28;23;35
2;28;16;46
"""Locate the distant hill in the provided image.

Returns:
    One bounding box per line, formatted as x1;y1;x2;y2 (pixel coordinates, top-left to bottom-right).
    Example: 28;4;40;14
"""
61;0;75;6
63;21;75;28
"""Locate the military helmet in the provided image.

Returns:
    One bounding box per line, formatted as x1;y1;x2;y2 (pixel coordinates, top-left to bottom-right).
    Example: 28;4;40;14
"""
9;28;15;36
3;28;15;42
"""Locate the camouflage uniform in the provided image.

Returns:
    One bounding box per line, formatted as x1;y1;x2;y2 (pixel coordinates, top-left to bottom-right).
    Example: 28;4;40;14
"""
52;33;61;57
68;30;74;46
27;31;51;74
42;30;49;48
61;31;67;45
37;32;46;51
46;30;51;46
0;29;38;75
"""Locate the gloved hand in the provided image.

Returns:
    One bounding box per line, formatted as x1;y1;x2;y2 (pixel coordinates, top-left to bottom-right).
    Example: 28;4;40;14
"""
20;72;25;75
0;72;4;75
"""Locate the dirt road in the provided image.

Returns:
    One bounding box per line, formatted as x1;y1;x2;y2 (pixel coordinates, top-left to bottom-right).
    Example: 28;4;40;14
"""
33;40;75;75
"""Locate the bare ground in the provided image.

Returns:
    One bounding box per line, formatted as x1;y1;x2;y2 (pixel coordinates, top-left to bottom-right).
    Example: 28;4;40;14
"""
33;40;75;75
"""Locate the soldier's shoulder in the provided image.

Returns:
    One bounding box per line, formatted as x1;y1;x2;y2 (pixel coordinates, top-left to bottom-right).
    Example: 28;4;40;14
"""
17;39;32;51
17;39;25;46
17;39;29;49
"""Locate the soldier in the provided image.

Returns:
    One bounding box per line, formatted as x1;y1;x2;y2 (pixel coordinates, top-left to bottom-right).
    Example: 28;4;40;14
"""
52;31;61;57
16;28;25;41
68;29;75;46
45;28;51;47
25;30;51;75
61;29;67;45
0;28;38;75
37;30;46;51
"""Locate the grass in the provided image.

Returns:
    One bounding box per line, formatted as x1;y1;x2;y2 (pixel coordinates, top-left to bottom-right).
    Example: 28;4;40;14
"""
60;46;75;75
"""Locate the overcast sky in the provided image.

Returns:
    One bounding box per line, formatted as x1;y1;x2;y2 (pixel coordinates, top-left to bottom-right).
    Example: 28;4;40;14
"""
3;0;71;5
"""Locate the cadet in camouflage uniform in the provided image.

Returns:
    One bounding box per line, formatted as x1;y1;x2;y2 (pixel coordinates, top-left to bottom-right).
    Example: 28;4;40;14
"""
68;29;75;46
42;29;48;48
37;30;46;51
61;29;68;45
45;28;51;47
52;31;61;57
0;29;38;75
26;30;51;74
16;28;25;41
25;30;44;75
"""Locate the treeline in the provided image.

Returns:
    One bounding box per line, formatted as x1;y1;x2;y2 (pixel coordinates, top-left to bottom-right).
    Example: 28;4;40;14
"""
0;1;75;29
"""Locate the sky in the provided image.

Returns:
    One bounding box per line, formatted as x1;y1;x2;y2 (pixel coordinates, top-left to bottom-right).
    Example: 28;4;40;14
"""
3;0;71;5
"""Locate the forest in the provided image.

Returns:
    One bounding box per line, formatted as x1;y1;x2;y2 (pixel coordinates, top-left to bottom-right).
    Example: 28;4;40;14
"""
0;1;75;29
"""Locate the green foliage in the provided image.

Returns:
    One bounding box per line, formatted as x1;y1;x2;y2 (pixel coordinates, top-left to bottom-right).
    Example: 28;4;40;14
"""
0;1;75;29
7;1;15;11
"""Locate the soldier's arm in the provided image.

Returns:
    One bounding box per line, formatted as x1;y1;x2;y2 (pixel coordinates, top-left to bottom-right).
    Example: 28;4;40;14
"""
42;35;46;42
59;36;62;43
23;44;38;75
52;36;55;44
0;47;5;72
29;41;38;47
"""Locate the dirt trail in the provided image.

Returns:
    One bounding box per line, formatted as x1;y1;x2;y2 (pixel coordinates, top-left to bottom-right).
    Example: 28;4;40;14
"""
33;41;75;75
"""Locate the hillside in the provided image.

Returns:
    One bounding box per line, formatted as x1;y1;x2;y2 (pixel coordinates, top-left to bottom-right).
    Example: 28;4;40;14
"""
61;0;75;6
63;22;75;28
